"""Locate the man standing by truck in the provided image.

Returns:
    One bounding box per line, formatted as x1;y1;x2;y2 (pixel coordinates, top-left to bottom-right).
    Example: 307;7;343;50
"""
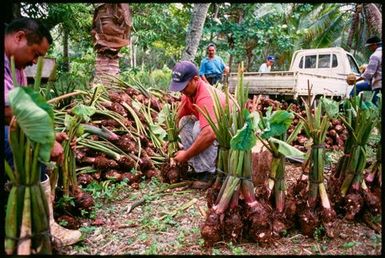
199;43;229;85
347;36;382;105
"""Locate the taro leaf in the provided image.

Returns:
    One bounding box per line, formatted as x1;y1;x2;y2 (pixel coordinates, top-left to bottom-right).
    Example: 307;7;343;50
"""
269;137;305;159
72;104;96;122
261;110;294;139
321;97;339;118
64;114;79;133
8;87;55;162
250;111;261;132
230;110;256;150
150;124;167;140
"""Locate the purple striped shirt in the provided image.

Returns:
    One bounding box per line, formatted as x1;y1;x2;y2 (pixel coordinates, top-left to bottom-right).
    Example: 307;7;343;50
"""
4;54;27;106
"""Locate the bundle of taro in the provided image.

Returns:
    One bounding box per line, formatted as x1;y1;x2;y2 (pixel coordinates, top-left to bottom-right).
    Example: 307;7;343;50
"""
292;96;339;239
201;64;274;246
252;104;306;238
328;95;381;233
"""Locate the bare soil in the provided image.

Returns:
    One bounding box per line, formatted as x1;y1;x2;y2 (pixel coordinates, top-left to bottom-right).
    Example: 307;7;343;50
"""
57;163;382;255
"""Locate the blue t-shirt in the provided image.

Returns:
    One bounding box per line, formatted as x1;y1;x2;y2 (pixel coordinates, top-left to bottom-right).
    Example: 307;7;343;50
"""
199;56;225;77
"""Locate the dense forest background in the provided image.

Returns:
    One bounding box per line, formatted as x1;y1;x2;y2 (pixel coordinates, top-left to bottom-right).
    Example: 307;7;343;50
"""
5;3;382;90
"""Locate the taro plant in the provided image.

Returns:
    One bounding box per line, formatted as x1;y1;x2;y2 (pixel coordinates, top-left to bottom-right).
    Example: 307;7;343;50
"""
256;106;305;214
4;57;53;254
295;88;340;238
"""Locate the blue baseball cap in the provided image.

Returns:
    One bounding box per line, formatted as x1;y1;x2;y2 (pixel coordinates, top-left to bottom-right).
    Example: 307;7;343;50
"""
267;56;275;62
169;61;199;92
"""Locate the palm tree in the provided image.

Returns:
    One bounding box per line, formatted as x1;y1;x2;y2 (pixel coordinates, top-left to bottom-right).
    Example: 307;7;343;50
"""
91;3;131;86
182;3;211;62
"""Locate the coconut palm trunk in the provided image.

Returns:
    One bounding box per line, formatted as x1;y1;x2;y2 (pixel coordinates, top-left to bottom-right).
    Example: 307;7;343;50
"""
181;3;211;62
91;3;131;86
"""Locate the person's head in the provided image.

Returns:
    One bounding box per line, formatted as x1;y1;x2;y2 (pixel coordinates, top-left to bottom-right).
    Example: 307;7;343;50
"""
5;17;53;69
169;60;200;97
266;55;275;66
365;36;381;52
207;43;216;58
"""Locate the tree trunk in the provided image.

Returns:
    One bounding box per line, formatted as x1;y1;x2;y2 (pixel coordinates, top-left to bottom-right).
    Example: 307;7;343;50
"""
91;3;131;86
63;27;70;72
347;4;361;49
363;3;382;37
181;3;211;62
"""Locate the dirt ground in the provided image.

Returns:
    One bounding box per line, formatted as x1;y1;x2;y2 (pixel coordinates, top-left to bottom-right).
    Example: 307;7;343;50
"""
57;163;382;255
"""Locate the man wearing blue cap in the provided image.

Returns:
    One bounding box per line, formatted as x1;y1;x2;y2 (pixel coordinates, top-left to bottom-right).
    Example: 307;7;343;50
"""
169;60;230;183
259;55;275;73
347;36;382;105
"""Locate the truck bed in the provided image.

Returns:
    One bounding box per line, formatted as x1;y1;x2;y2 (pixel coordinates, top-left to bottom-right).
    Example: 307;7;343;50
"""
228;71;297;95
228;71;350;98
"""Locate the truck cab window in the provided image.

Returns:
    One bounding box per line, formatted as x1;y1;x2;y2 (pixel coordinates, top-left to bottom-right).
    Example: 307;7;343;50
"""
299;56;303;68
318;54;330;68
347;55;360;74
332;54;338;67
305;55;317;69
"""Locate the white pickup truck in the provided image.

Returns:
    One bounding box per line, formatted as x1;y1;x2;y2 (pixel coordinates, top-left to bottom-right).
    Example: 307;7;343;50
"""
228;47;361;99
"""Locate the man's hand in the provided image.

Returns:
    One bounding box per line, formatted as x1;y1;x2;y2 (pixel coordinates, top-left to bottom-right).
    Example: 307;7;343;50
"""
173;150;189;164
50;140;64;165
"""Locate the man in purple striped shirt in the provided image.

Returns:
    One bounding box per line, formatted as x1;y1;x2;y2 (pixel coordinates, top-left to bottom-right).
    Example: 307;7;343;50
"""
348;36;382;105
4;17;81;247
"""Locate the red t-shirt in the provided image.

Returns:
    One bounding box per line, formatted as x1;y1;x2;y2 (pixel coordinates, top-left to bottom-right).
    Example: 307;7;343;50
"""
178;79;228;129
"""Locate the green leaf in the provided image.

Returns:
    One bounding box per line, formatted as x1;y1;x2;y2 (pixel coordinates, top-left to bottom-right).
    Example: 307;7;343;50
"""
269;137;305;158
8;87;55;162
150;124;167;140
321;97;339;118
9;87;54;145
261;110;294;139
230;111;256;151
72;104;96;122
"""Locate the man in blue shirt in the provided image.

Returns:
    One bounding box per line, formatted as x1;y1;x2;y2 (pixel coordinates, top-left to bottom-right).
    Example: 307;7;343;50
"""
199;43;229;85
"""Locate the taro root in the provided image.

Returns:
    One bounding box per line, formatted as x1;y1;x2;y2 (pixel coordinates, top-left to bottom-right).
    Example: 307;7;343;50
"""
77;173;94;186
104;169;123;181
112;134;137;154
139;156;154;171
271;213;287;237
92;171;102;180
56;215;80;229
344;192;364;220
223;209;243;243
321;207;337;238
160;160;188;184
82;156;120;170
121;172;135;183
74;188;94;212
143;169;158;180
298;207;319;237
200;209;222;247
118;155;136;170
125;87;141;96
246;201;273;243
362;190;381;215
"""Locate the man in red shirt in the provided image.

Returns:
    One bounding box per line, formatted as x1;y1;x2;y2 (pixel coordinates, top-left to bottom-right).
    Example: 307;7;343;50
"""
169;60;228;182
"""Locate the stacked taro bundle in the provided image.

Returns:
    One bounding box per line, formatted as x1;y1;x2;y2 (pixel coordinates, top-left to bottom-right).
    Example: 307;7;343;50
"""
328;94;381;233
292;94;340;238
52;82;177;227
200;64;273;246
